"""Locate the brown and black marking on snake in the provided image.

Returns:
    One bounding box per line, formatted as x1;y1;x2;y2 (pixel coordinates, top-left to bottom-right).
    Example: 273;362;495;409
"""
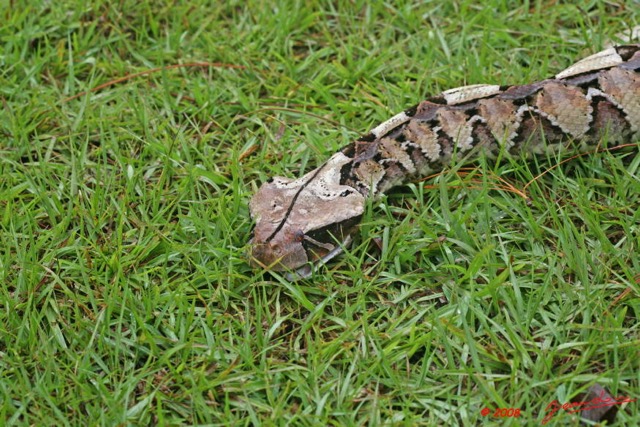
249;45;640;279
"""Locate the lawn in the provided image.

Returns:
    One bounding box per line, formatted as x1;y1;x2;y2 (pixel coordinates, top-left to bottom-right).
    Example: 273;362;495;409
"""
1;0;639;425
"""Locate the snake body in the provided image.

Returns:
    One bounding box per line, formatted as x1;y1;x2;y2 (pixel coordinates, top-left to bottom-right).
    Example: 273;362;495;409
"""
249;45;640;278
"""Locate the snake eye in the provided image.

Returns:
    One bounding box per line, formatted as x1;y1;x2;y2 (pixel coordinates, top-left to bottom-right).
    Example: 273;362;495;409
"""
294;230;305;242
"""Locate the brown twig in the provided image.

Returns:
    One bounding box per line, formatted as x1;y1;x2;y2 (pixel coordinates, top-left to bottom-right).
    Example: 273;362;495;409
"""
415;143;637;200
62;62;245;102
523;143;637;192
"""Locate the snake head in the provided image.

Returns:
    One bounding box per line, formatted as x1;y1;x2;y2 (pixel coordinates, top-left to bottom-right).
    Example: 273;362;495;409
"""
248;152;365;279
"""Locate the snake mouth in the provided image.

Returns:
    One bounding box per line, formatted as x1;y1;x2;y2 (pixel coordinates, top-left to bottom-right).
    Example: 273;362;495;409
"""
285;215;361;280
248;214;362;280
287;235;353;281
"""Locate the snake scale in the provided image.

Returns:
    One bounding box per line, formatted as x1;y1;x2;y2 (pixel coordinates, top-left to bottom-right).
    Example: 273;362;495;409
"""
248;44;640;279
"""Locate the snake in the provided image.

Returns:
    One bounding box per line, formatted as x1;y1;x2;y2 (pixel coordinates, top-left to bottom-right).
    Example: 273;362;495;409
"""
248;44;640;279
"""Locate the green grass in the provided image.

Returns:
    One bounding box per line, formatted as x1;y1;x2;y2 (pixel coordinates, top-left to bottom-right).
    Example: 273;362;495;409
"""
1;0;639;425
